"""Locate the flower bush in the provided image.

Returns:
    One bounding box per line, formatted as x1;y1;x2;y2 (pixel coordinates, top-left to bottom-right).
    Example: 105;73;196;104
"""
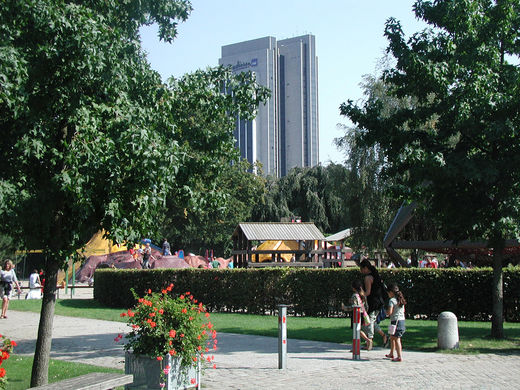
118;284;217;386
0;334;16;390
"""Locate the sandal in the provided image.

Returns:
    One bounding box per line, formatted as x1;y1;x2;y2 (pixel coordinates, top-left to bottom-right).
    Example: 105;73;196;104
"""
362;340;373;351
391;357;402;362
385;353;394;359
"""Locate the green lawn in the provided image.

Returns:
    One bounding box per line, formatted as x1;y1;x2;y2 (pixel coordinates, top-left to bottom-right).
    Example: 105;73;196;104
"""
2;355;123;390
9;299;520;353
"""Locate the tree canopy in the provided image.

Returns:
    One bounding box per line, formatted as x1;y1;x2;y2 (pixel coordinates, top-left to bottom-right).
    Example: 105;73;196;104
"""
0;0;268;384
341;0;520;337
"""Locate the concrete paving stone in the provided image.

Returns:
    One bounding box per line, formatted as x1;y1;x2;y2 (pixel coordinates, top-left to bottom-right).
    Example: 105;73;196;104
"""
2;310;520;389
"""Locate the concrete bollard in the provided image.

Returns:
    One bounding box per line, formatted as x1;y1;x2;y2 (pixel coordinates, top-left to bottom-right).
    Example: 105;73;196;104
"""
438;311;459;349
278;304;288;369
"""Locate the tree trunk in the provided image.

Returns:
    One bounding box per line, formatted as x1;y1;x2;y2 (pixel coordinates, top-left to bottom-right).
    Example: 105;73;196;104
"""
30;260;60;387
491;249;504;339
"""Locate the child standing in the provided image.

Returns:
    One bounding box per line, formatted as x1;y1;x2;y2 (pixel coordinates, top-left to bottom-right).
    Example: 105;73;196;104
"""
385;283;406;362
341;279;371;349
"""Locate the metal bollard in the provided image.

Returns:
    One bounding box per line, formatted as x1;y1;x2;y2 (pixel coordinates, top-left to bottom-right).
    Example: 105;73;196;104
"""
438;311;459;349
278;304;288;369
352;305;361;360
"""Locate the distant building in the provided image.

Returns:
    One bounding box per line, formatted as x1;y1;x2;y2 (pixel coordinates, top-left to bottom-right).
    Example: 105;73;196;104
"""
219;35;319;177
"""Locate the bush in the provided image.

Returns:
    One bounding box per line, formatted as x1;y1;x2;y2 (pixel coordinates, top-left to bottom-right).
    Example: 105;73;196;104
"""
94;267;520;321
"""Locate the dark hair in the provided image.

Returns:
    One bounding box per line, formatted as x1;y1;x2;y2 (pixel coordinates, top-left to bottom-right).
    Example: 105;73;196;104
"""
351;279;364;295
360;259;376;272
387;283;406;306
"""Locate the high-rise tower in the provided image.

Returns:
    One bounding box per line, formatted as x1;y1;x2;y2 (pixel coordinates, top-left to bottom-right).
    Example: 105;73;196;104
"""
219;35;319;177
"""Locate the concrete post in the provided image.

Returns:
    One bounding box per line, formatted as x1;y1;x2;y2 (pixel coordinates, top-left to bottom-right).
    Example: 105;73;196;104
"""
352;305;361;360
278;304;288;369
438;311;459;349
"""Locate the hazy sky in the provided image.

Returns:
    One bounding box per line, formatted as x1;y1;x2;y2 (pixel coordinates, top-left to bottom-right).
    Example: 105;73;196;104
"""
140;0;427;164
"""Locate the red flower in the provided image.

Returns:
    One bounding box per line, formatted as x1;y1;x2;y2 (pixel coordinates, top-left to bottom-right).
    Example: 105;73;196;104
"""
169;330;176;338
149;312;156;317
127;310;135;317
191;378;197;385
156;356;163;361
181;308;187;314
169;349;177;356
162;289;167;294
150;321;156;328
205;313;210;318
213;364;217;369
0;368;5;378
120;312;127;317
147;289;152;294
10;341;16;347
180;333;185;338
158;309;164;315
180;295;185;300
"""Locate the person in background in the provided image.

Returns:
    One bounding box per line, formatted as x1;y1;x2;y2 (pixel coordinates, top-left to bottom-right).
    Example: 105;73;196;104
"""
26;269;42;299
210;258;220;269
1;260;22;318
385;283;407;362
161;238;171;256
142;242;152;269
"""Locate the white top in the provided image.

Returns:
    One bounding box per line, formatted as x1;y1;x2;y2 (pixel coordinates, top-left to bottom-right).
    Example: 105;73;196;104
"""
1;269;18;284
29;272;41;288
388;297;405;321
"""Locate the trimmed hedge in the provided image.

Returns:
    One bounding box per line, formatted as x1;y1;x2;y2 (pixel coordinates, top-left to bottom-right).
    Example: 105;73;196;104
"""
94;267;520;321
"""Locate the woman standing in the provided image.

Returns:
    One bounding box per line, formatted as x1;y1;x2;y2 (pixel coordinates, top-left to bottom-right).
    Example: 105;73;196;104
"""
1;260;22;318
359;259;387;350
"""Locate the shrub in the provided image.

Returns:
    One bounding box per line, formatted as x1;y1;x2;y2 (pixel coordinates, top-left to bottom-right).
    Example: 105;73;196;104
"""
94;267;520;321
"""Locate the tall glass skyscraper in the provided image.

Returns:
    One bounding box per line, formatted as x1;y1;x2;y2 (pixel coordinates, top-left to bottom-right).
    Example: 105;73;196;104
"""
219;35;319;177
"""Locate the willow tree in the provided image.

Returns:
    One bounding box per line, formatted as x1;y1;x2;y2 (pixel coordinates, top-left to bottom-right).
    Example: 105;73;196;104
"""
341;0;520;338
0;0;267;385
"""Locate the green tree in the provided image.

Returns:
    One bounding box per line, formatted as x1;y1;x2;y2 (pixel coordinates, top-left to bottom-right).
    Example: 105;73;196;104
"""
0;0;267;385
254;165;351;234
164;159;266;256
158;67;269;256
341;0;520;338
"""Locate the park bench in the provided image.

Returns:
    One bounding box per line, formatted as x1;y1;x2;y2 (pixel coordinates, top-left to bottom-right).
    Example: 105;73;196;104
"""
27;372;133;390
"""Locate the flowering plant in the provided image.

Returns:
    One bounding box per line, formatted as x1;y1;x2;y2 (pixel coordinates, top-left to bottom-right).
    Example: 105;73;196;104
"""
0;334;16;390
118;284;217;387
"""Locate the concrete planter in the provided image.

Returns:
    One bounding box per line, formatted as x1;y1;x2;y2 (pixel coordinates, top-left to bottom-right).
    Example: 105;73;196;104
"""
124;351;201;389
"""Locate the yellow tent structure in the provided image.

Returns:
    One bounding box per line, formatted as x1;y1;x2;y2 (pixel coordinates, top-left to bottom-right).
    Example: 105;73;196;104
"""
78;229;129;258
254;240;300;262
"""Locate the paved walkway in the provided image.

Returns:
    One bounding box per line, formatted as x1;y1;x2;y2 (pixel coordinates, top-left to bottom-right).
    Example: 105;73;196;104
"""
3;309;520;389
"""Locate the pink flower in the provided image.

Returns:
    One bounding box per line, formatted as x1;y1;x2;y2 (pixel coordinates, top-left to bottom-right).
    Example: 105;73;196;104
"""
191;378;197;384
160;383;165;388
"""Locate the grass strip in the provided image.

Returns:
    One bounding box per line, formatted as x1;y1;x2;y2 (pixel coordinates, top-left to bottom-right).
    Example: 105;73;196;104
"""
10;299;520;354
2;355;123;390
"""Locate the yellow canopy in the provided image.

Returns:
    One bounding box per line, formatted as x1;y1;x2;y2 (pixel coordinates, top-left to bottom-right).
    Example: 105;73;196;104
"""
78;229;129;258
254;240;300;262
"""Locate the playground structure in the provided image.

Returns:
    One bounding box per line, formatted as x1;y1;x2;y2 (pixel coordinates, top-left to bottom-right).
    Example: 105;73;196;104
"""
231;222;355;268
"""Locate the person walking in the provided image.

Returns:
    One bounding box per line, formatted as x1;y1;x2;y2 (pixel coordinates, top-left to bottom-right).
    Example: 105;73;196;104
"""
1;260;22;318
385;283;407;362
341;279;371;348
359;259;387;350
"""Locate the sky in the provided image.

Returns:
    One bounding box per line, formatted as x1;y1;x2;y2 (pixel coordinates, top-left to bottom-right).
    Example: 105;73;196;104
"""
140;0;427;165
